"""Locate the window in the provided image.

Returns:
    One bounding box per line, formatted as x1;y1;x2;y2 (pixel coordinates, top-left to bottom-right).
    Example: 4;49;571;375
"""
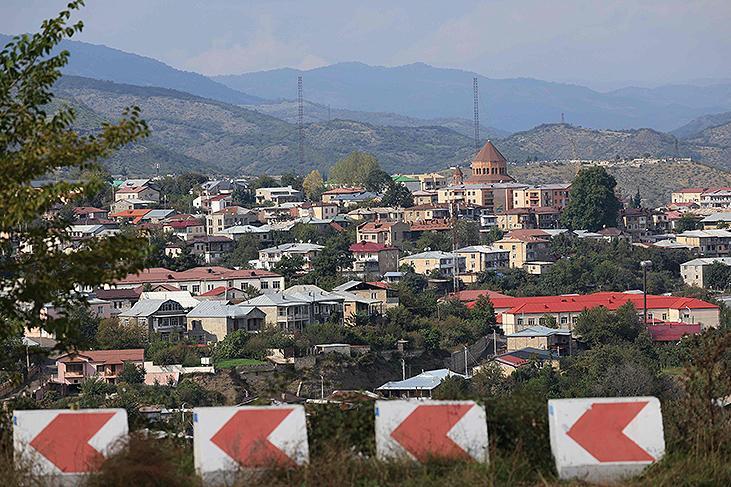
192;285;200;294
272;281;280;289
261;281;269;289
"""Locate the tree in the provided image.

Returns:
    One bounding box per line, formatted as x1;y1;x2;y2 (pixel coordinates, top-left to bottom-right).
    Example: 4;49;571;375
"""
0;2;149;346
64;304;101;349
380;182;414;208
280;173;304;191
630;187;642;209
328;152;381;186
273;254;306;282
481;226;504;245
561;167;621;231
96;318;146;349
221;235;260;267
169;244;201;271
311;234;354;277
704;262;731;291
573;302;644;346
415;231;451;252
364;169;392;193
469;295;497;332
118;362;145;384
455;221;480;248
675;214;700;233
302;170;325;201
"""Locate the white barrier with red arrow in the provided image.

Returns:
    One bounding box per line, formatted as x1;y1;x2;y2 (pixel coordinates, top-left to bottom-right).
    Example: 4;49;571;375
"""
193;405;309;480
375;400;488;463
548;397;665;482
13;408;128;477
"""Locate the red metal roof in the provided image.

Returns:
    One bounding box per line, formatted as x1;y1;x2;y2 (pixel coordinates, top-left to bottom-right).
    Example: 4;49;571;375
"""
200;286;227;296
349;242;396;253
647;323;701;342
74;207;107;214
59;349;144;365
448;289;510;303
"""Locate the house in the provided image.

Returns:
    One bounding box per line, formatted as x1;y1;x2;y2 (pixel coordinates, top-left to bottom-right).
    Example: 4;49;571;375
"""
700;212;731;230
333;280;399;312
112;266;285;295
74;206;108;221
114;181;160;203
193;193;232;213
512;184;571;210
700;188;731;208
54;349;145;389
139;209;176;224
400;251;465;276
675;229;731;256
437;184;495;211
206;206;258;235
69;224;119;240
93;287;141;315
109;209;152;224
376;368;467;398
189;235;235;263
347;207;404;223
491;347;559;376
139;290;200;310
330;191;380;207
217;224;273;242
403;204;451;224
197;286;252;301
672;188;707;205
163;219;206;241
256;243;324;271
348;242;400;278
240;285;345;332
356;221;408;248
321;187;365;204
119;299;188;340
457;245;510;277
494;232;552;268
410;172;448;192
186;301;266;343
297;202;340;220
496;207;561;231
255;186;303;205
621;208;653;239
412;190;438;206
680;257;731;288
523;261;555;275
505;326;572;354
111;197;156;214
646;323;702;343
469;291;720;334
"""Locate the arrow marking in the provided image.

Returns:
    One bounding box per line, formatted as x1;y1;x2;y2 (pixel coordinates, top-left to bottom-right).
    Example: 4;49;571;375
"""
390;404;474;462
29;412;115;473
211;408;296;468
567;401;654;462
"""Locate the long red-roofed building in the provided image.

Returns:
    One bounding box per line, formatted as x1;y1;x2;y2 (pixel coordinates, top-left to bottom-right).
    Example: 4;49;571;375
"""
465;291;719;334
108;266;284;296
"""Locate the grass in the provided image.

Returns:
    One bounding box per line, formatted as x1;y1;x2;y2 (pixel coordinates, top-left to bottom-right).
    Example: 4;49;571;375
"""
216;358;267;368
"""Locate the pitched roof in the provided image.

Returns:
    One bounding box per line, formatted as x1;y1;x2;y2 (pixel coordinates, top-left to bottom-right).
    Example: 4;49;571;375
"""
495;347;556;367
473;140;507;163
505;326;571;338
377;368;466;391
94;288;141;300
647;323;701;342
448;289;509;303
74;207;107;214
59;349;144;364
349;242;397;253
186;301;262;318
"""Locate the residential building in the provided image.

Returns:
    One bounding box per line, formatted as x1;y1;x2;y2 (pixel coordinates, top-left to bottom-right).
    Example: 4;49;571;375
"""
256;243;324;271
356;221;408;248
74;206;109;221
511;184;571;209
675;229;731;256
410;173;448;192
54;349;145;388
672;188;706;205
189;235;235;263
163;219;206;241
680;257;731;288
111;197;156;213
412;190;438;206
403;204;451;224
217;224;272;242
297;202;340;220
241;285;344;332
700;188;731;208
523;261;555;275
348;242;400;278
330;191;380;207
193;193;232;213
186;301;266;344
700;212;731;230
505;326;572;354
492;348;559;376
321;187;364;204
437;184;494;210
465;140;514;184
400;251;465;276
457;245;510;277
69;224;119;240
496;207;561;231
333;280;399;313
114;181;160;203
119;299;188;340
494;232;551;268
391;174;421;192
377;369;466;398
621;208;652;239
255;186;303;205
93;287;141;315
206;206;257;235
111;266;285;295
469;291;720;334
347;207;404;222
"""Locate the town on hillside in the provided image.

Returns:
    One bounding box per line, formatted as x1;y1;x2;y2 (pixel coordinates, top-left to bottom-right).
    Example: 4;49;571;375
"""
1;3;730;486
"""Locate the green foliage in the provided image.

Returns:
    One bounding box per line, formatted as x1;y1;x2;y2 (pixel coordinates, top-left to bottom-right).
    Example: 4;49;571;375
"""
302;170;325;201
455;220;480;248
380;182;414;207
272;254;306;282
574;302;644;346
146;339;202;367
0;1;149;346
675;213;700;233
561;166;621;231
364;169;392;193
480;226;504;245
156;173;207;211
328;152;381;186
703;262;731;291
96;318;146;350
220;234;261;268
415;231;451;252
118;362;145;384
469;295;497;332
214;329;293;362
280;173;304;191
310;233;354;278
64;303;101;349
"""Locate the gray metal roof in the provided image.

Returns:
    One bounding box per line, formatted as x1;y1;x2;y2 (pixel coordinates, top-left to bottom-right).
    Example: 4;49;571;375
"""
505;326;571;338
186;301;263;318
120;299;168;317
377;368;466;391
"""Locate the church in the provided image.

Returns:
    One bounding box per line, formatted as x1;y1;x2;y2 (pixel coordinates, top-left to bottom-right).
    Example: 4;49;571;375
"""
465;140;514;184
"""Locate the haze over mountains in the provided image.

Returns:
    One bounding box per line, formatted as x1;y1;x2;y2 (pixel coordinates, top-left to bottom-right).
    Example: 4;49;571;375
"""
3;33;731;179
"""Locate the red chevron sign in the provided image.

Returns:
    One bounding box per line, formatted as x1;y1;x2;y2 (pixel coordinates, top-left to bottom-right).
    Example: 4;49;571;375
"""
194;406;309;476
376;400;488;463
548;397;665;482
13;409;128;476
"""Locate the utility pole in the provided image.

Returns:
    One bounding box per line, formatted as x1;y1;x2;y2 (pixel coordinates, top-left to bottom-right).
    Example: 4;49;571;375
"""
473;77;480;151
464;345;469;378
640;260;652;324
451;200;459;292
298;76;304;166
493;329;497;357
402;358;406;380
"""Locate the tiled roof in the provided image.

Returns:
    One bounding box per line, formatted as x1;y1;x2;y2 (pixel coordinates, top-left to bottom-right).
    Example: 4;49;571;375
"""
116;266;281;285
59;349;144;364
647;323;701;342
349;242;396;252
448;289;509;302
473;140;507;163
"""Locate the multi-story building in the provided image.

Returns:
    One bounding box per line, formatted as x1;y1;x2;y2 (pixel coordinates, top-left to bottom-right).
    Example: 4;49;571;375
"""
675;229;731;257
437;184;494;211
621;208;653;239
114;181;160;203
496;207;561;231
256;243;324;271
255;186;303;205
457;245;510;276
494;232;552;268
700;188;731;209
163;219;206;241
119;299;188;340
356;221;409;248
54;349;145;388
321;187;365;204
186;301;266;344
403;204;451;224
511;184;571;209
206;206;258;235
241;285;345;332
348;242;400;278
297;202;340;220
189;235;235;263
672;188;706;205
111;266;285;295
680;257;731;288
399;251;466;276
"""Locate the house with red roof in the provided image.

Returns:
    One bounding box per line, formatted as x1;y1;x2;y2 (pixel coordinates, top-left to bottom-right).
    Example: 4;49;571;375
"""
321;186;365;204
163;218;206;241
647;322;701;342
114;183;160;203
74;206;109;221
466;291;720;334
348;241;400;277
356;221;409;248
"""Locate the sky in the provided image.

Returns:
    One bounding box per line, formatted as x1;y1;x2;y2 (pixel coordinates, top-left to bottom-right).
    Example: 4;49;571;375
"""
1;0;730;90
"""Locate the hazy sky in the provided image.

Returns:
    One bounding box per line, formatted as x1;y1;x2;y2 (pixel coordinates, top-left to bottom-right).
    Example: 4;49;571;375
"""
2;0;730;89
